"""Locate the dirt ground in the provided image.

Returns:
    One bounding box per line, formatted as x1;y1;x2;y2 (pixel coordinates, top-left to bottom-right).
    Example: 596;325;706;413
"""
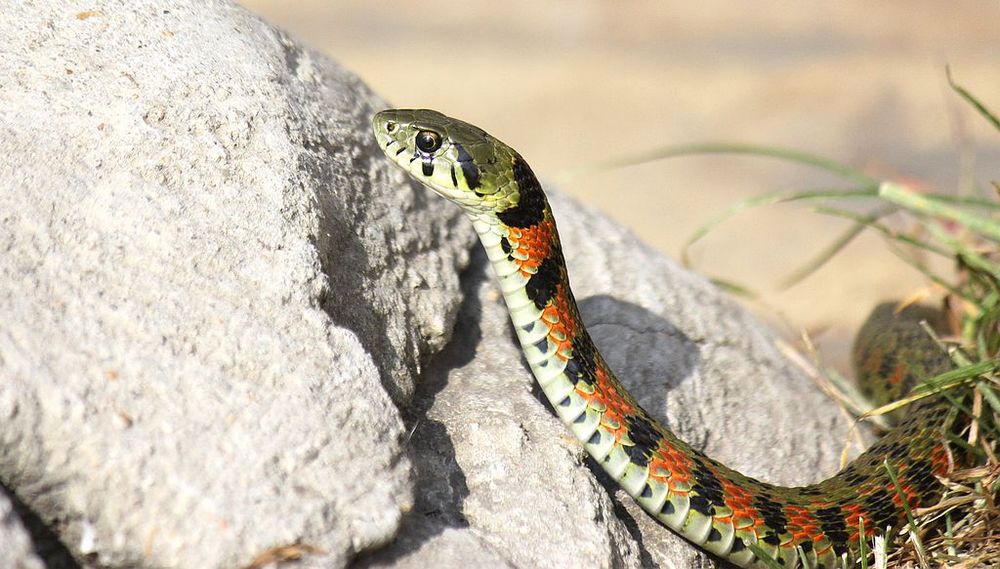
242;0;1000;373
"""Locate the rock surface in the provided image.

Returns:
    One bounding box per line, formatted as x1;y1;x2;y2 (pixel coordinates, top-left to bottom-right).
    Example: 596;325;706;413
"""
0;489;46;569
0;1;470;568
2;2;850;568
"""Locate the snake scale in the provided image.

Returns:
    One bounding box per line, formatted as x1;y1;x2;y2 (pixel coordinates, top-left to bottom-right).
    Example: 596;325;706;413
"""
373;109;955;568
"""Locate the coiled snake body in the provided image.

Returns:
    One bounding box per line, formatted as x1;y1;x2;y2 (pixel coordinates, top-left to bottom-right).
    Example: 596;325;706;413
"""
373;109;953;568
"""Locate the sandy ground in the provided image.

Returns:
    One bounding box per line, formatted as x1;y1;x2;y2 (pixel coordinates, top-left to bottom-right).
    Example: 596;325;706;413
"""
241;0;1000;372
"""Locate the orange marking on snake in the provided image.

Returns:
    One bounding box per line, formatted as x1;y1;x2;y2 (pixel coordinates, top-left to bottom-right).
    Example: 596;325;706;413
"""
649;441;695;490
507;219;555;275
887;361;909;386
843;503;874;541
544;286;577;360
721;480;760;529
931;443;950;477
784;504;823;543
589;367;635;442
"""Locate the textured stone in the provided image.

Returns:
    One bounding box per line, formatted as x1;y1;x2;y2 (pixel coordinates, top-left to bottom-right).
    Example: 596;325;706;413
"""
0;489;46;569
0;1;470;568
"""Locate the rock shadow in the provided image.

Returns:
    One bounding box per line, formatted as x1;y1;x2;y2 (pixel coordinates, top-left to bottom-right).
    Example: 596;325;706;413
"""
352;250;487;566
0;481;80;569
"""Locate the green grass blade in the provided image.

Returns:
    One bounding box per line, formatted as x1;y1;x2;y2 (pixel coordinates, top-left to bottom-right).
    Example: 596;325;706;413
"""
812;206;952;258
947;65;1000;132
884;459;918;530
747;543;784;569
879;183;1000;243
560;142;880;186
864;359;999;417
778;210;874;288
682;187;879;265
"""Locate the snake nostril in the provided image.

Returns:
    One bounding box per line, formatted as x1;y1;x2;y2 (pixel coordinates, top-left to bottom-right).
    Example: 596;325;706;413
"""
385;121;397;133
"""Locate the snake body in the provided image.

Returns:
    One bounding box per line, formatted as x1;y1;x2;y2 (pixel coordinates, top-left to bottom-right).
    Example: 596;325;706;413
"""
373;109;953;568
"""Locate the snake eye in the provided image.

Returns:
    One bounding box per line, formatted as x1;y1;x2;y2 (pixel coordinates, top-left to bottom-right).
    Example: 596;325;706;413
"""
415;130;443;153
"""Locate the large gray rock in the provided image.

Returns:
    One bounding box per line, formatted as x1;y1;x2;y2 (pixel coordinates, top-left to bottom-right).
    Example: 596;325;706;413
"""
1;2;850;568
0;1;471;568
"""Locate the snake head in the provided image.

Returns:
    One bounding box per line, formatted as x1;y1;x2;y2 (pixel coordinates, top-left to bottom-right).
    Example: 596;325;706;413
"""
373;109;524;215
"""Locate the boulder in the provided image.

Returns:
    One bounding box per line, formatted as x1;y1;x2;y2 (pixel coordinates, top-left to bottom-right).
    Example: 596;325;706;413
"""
0;1;470;567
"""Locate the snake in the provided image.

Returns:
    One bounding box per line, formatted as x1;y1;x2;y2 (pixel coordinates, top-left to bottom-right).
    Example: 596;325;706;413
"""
372;109;955;568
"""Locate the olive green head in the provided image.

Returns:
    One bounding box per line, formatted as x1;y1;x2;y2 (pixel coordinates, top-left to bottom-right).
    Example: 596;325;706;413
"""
372;109;523;215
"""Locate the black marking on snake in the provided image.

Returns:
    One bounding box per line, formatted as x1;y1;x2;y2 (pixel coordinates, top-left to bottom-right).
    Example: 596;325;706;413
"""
525;256;561;309
862;488;897;530
573;412;587;423
660;500;674;515
564;338;598;386
799;540;813;553
558;396;571;407
421;159;434;177
453;142;481;190
841;466;866;486
816;505;849;556
450;163;458;187
907;459;938;495
533;337;548;353
690;459;724;516
623;414;660;466
731;537;746;552
762;533;781;546
520;321;533;332
689;494;713;516
752;493;788;536
394;146;407;156
497;155;547;228
500;236;512;255
588;431;601;445
707;528;722;542
640;484;652;498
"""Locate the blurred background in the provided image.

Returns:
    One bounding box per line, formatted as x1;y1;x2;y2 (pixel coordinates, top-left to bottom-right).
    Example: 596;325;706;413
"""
243;0;999;373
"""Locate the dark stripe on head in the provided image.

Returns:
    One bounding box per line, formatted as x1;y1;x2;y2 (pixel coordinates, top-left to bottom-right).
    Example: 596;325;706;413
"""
450;163;458;187
421;159;434;177
453;142;481;190
497;155;547;228
524;256;561;309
